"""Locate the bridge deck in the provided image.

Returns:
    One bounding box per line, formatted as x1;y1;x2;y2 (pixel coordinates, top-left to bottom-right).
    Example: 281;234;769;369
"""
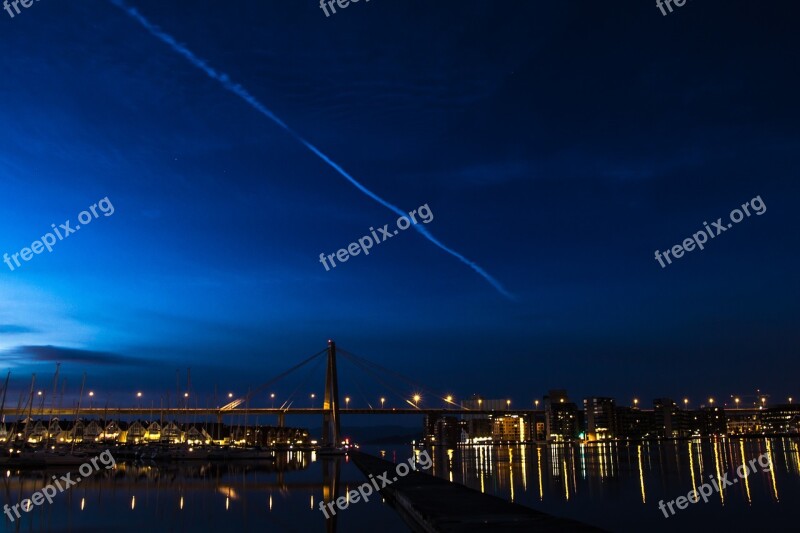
350;451;604;532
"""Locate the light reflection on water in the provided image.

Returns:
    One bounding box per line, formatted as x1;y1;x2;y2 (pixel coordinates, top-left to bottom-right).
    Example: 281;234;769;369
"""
3;439;798;532
424;437;800;531
1;450;408;533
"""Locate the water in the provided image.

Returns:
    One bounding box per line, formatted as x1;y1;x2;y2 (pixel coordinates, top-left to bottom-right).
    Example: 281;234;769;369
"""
424;437;799;531
2;439;798;532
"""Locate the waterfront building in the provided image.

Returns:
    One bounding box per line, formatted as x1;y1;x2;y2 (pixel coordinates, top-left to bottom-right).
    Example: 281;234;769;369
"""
584;397;616;441
653;398;690;438
760;404;800;433
615;406;652;439
544;390;580;441
492;415;525;443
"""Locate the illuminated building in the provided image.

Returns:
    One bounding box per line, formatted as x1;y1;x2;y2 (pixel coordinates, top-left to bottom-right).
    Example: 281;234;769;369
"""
492;415;525;443
544;390;580;441
584;397;616;441
760;404;800;434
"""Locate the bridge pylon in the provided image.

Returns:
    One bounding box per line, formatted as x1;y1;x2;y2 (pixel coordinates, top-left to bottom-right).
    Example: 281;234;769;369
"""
321;340;341;448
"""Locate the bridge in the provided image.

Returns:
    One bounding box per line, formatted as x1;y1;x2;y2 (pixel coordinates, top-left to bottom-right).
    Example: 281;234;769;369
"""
1;341;542;447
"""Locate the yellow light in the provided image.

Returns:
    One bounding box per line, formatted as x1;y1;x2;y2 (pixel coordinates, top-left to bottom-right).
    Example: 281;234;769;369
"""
446;395;452;403
136;392;142;398
709;398;714;404
184;392;189;398
88;391;94;397
413;395;421;403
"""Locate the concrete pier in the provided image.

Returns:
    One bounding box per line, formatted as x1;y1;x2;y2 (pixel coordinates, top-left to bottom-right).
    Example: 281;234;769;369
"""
350;452;604;532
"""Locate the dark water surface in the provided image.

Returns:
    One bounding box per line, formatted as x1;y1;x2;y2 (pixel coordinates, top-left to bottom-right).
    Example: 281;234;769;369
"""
2;438;798;532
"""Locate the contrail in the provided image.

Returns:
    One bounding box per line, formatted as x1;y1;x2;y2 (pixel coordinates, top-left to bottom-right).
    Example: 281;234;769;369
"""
109;0;515;300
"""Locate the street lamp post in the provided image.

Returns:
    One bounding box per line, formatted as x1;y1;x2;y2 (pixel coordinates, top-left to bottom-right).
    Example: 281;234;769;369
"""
506;399;511;410
413;395;421;408
345;397;350;409
534;399;539;409
381;397;385;409
270;393;275;408
310;393;315;408
88;391;94;409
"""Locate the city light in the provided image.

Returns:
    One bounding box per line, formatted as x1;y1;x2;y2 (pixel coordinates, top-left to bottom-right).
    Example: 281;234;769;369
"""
534;399;539;408
633;398;638;407
380;397;385;409
228;393;234;398
709;398;714;405
310;393;315;408
88;391;94;397
136;392;142;398
37;391;42;396
506;399;511;408
345;397;350;409
184;392;189;398
735;397;740;407
683;398;689;408
413;394;421;407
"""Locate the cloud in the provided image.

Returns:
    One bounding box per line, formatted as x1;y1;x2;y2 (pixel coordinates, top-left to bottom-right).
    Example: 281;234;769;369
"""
0;324;37;334
7;345;144;367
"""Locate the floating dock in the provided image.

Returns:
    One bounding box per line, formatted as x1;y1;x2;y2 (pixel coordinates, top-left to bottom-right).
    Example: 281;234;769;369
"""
350;452;604;532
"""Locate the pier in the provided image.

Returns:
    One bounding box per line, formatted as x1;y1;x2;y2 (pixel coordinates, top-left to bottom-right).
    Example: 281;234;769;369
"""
350;451;604;532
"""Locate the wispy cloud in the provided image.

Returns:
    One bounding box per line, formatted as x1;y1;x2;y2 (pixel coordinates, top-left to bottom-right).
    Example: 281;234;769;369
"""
6;345;145;367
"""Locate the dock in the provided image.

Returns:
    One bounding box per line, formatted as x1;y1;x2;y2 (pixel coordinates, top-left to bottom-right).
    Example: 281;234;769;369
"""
350;452;604;532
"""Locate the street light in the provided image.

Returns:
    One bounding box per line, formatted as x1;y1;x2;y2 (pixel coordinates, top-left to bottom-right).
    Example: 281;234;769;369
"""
534;399;539;409
790;397;794;404
684;398;689;408
381;397;386;409
37;391;42;396
478;398;483;408
270;393;275;408
735;397;740;408
310;393;316;408
709;398;714;406
633;398;639;407
228;392;234;398
506;399;511;409
345;397;350;409
413;394;421;407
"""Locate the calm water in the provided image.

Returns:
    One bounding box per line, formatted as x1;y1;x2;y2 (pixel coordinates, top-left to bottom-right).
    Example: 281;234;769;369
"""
2;439;798;532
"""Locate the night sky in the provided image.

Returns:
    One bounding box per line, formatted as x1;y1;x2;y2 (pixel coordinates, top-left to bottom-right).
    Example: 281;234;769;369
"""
1;0;798;410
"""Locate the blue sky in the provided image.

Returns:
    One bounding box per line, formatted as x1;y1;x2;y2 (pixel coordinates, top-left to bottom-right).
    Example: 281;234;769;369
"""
1;0;798;409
